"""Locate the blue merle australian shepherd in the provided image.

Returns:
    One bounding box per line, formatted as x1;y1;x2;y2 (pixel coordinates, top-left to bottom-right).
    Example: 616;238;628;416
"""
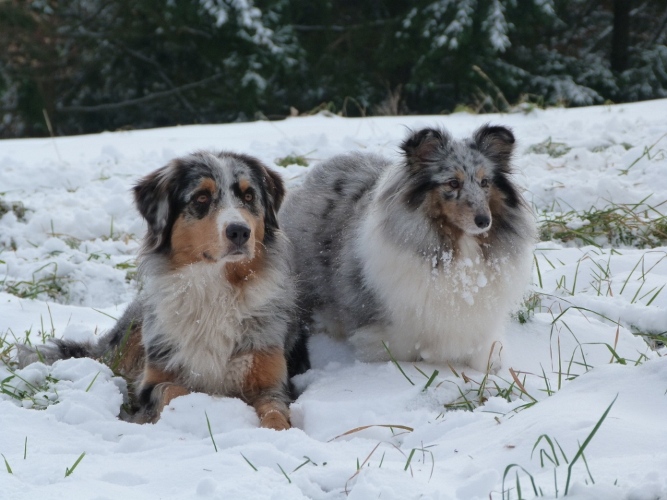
20;151;309;430
280;125;535;373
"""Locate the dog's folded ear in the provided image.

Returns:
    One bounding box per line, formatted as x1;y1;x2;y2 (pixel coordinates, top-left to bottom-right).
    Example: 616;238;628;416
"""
263;167;286;213
134;163;176;253
401;128;451;168
261;166;286;236
474;125;515;171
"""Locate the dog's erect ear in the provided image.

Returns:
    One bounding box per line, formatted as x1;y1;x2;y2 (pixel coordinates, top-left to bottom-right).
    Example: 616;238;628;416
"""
262;166;286;234
401;128;450;168
474;125;515;171
133;163;176;253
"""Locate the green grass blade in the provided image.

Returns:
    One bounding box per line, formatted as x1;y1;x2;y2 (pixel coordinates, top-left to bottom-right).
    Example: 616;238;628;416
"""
382;341;414;385
502;464;539;499
534;254;544;289
2;454;12;474
240;453;258;471
85;371;100;392
65;452;86;477
277;463;291;483
292;457;312;473
204;411;218;453
404;448;416;471
564;395;618;494
422;369;439;392
645;284;665;306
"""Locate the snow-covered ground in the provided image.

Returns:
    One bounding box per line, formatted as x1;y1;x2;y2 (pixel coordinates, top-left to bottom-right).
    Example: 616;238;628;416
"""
1;100;667;499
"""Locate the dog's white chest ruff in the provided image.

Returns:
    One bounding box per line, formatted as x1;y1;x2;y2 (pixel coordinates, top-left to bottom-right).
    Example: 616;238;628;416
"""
354;212;524;369
431;235;491;307
143;263;250;393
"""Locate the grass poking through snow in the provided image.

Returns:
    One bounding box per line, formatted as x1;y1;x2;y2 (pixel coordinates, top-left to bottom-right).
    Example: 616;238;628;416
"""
2;454;12;474
205;411;218;453
64;452;86;478
501;395;617;499
538;198;667;249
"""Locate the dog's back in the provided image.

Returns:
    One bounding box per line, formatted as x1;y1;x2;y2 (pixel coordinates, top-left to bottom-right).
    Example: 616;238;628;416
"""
281;152;391;336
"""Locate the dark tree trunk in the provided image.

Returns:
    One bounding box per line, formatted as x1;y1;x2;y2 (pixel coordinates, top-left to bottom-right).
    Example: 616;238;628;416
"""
611;0;630;72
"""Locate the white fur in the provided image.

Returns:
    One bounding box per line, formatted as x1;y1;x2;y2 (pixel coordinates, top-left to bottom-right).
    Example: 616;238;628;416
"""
141;259;286;394
281;141;536;374
215;206;247;233
347;175;533;372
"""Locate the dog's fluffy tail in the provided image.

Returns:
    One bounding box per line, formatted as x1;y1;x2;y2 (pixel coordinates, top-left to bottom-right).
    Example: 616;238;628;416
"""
17;301;142;368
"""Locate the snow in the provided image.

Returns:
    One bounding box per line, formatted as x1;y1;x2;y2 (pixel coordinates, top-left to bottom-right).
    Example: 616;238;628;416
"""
2;99;667;499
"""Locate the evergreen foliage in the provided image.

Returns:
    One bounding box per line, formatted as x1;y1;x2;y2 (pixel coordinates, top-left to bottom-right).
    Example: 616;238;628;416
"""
1;0;665;137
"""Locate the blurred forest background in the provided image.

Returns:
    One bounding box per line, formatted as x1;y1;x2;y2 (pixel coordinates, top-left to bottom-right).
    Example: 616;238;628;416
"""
1;0;666;138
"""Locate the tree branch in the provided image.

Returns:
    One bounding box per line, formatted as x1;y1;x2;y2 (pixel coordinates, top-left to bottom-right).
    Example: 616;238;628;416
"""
57;73;225;113
292;19;392;32
114;42;204;121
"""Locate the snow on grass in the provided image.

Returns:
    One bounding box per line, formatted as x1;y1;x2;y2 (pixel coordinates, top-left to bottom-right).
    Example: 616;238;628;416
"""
1;100;667;499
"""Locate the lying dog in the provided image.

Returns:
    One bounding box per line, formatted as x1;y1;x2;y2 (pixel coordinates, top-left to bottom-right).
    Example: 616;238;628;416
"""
280;125;535;372
20;151;309;429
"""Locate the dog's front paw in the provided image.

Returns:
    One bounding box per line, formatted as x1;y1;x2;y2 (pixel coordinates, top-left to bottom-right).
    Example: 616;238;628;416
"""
260;409;290;431
468;340;503;374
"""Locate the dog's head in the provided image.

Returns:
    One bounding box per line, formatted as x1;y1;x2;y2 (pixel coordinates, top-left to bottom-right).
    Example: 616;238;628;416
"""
401;124;519;236
133;151;285;270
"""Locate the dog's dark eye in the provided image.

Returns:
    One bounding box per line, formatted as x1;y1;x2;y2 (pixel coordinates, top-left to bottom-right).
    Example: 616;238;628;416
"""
480;178;490;188
243;192;254;203
448;179;461;189
194;192;211;206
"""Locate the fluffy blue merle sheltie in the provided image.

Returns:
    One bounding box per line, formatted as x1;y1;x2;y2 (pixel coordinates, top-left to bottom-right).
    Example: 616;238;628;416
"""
19;151;309;429
280;125;535;373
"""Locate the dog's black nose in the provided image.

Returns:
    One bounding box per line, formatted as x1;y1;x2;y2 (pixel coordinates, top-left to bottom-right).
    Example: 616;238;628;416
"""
226;223;251;246
474;214;491;229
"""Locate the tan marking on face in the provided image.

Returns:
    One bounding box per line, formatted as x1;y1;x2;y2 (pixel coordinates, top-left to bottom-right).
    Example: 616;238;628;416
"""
114;324;145;381
424;190;465;242
242;348;287;394
475;168;488;182
426;177;492;241
199;178;217;194
425;188;491;257
225;211;266;286
239;178;250;193
170;212;223;269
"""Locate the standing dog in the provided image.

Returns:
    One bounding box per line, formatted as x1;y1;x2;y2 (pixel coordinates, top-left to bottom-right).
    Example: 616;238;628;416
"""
280;125;535;372
19;151;309;429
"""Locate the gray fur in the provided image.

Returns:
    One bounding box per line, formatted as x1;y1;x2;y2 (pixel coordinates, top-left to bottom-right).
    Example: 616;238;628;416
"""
281;125;536;371
18;151;308;424
17;301;142;368
281;152;391;335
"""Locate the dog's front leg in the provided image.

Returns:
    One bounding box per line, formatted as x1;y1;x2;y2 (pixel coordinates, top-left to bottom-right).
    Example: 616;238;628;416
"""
237;349;291;431
135;364;190;423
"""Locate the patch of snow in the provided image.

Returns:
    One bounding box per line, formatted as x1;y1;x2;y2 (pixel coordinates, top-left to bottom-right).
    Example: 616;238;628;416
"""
1;99;667;498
